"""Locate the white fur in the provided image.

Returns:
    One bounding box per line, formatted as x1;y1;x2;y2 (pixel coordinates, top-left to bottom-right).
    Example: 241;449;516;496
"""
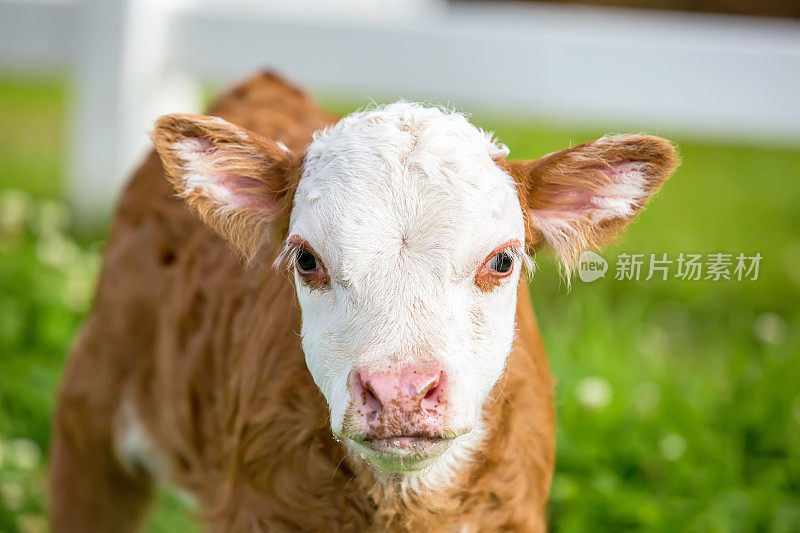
529;211;588;252
288;103;525;487
530;159;650;271
590;161;649;222
114;399;166;478
173;138;239;204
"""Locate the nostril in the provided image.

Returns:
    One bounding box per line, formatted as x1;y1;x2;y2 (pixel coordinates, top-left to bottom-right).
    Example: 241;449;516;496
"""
423;383;439;400
419;371;444;412
422;374;439;398
362;388;381;420
356;373;382;419
355;368;445;421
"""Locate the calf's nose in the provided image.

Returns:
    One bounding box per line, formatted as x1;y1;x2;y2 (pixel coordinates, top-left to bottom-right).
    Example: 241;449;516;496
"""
354;367;445;423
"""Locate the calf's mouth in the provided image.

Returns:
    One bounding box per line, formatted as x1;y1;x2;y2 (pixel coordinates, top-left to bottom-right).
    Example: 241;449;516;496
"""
340;428;470;473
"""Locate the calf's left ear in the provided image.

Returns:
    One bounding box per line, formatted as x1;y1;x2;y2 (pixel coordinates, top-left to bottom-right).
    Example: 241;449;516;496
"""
502;134;679;274
151;113;301;261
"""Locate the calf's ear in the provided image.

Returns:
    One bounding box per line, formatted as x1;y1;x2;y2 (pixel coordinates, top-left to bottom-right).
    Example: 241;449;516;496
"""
502;134;679;275
151;113;301;261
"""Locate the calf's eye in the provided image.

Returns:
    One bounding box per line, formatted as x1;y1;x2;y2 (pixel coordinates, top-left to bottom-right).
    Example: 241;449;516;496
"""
296;249;319;272
490;251;513;273
288;236;330;289
475;242;521;292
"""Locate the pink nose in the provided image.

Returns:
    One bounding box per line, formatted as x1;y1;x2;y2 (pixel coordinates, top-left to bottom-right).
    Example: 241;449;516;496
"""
352;367;446;433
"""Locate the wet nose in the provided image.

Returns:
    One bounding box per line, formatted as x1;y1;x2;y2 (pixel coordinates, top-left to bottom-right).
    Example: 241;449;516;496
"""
353;367;445;423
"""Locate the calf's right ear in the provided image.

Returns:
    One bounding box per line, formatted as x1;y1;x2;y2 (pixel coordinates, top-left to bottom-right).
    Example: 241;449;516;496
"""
150;113;301;261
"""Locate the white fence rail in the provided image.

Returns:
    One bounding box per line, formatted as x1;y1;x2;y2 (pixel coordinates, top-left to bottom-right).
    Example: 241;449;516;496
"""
1;0;800;217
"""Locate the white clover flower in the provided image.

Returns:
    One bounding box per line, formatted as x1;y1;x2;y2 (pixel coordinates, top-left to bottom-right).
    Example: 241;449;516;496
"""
752;312;786;345
9;439;41;470
0;189;32;236
635;325;670;360
35;233;81;270
34;200;71;236
63;267;96;311
58;249;100;310
0;480;24;510
17;513;47;533
660;433;687;461
575;376;612;410
632;382;661;417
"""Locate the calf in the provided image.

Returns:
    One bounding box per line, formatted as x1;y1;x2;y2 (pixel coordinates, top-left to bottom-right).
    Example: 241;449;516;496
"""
49;72;678;531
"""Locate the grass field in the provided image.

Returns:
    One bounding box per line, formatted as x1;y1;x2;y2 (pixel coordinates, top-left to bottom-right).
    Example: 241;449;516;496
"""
1;77;799;532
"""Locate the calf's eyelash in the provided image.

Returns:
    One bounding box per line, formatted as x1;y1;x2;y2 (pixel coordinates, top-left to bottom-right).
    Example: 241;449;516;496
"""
484;241;534;273
473;241;534;292
273;241;302;272
275;235;330;289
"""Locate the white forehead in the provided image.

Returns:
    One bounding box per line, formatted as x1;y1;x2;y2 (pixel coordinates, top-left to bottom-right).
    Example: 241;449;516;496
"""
291;102;523;286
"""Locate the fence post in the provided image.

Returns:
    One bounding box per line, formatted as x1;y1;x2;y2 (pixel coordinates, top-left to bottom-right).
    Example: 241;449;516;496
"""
68;0;201;223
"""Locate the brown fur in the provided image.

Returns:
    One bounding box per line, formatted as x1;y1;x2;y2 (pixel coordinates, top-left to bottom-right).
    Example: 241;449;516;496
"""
150;113;304;262
49;71;676;531
500;136;679;275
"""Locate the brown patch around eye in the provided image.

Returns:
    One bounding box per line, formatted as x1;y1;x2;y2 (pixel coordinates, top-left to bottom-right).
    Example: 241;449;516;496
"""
287;235;330;290
475;240;521;292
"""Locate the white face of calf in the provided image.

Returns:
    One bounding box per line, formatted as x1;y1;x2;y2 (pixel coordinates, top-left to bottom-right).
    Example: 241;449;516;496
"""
152;101;678;484
288;105;526;471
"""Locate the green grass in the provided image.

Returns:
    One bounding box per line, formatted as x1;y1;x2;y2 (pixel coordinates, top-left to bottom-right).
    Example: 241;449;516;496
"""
1;78;799;532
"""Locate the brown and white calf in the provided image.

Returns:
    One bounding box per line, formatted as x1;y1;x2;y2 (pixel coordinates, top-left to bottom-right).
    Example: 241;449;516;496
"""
49;72;678;531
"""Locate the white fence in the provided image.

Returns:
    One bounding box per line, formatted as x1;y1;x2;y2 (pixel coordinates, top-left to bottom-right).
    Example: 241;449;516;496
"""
2;0;800;218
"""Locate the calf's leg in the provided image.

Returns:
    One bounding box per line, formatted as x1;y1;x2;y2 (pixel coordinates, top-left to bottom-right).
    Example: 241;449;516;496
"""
49;322;154;533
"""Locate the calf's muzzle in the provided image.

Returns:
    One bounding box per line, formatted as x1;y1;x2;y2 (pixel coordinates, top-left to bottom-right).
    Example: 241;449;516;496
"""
351;367;447;439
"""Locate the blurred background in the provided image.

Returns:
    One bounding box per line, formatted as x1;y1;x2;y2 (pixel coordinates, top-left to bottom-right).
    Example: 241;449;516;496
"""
0;0;799;531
